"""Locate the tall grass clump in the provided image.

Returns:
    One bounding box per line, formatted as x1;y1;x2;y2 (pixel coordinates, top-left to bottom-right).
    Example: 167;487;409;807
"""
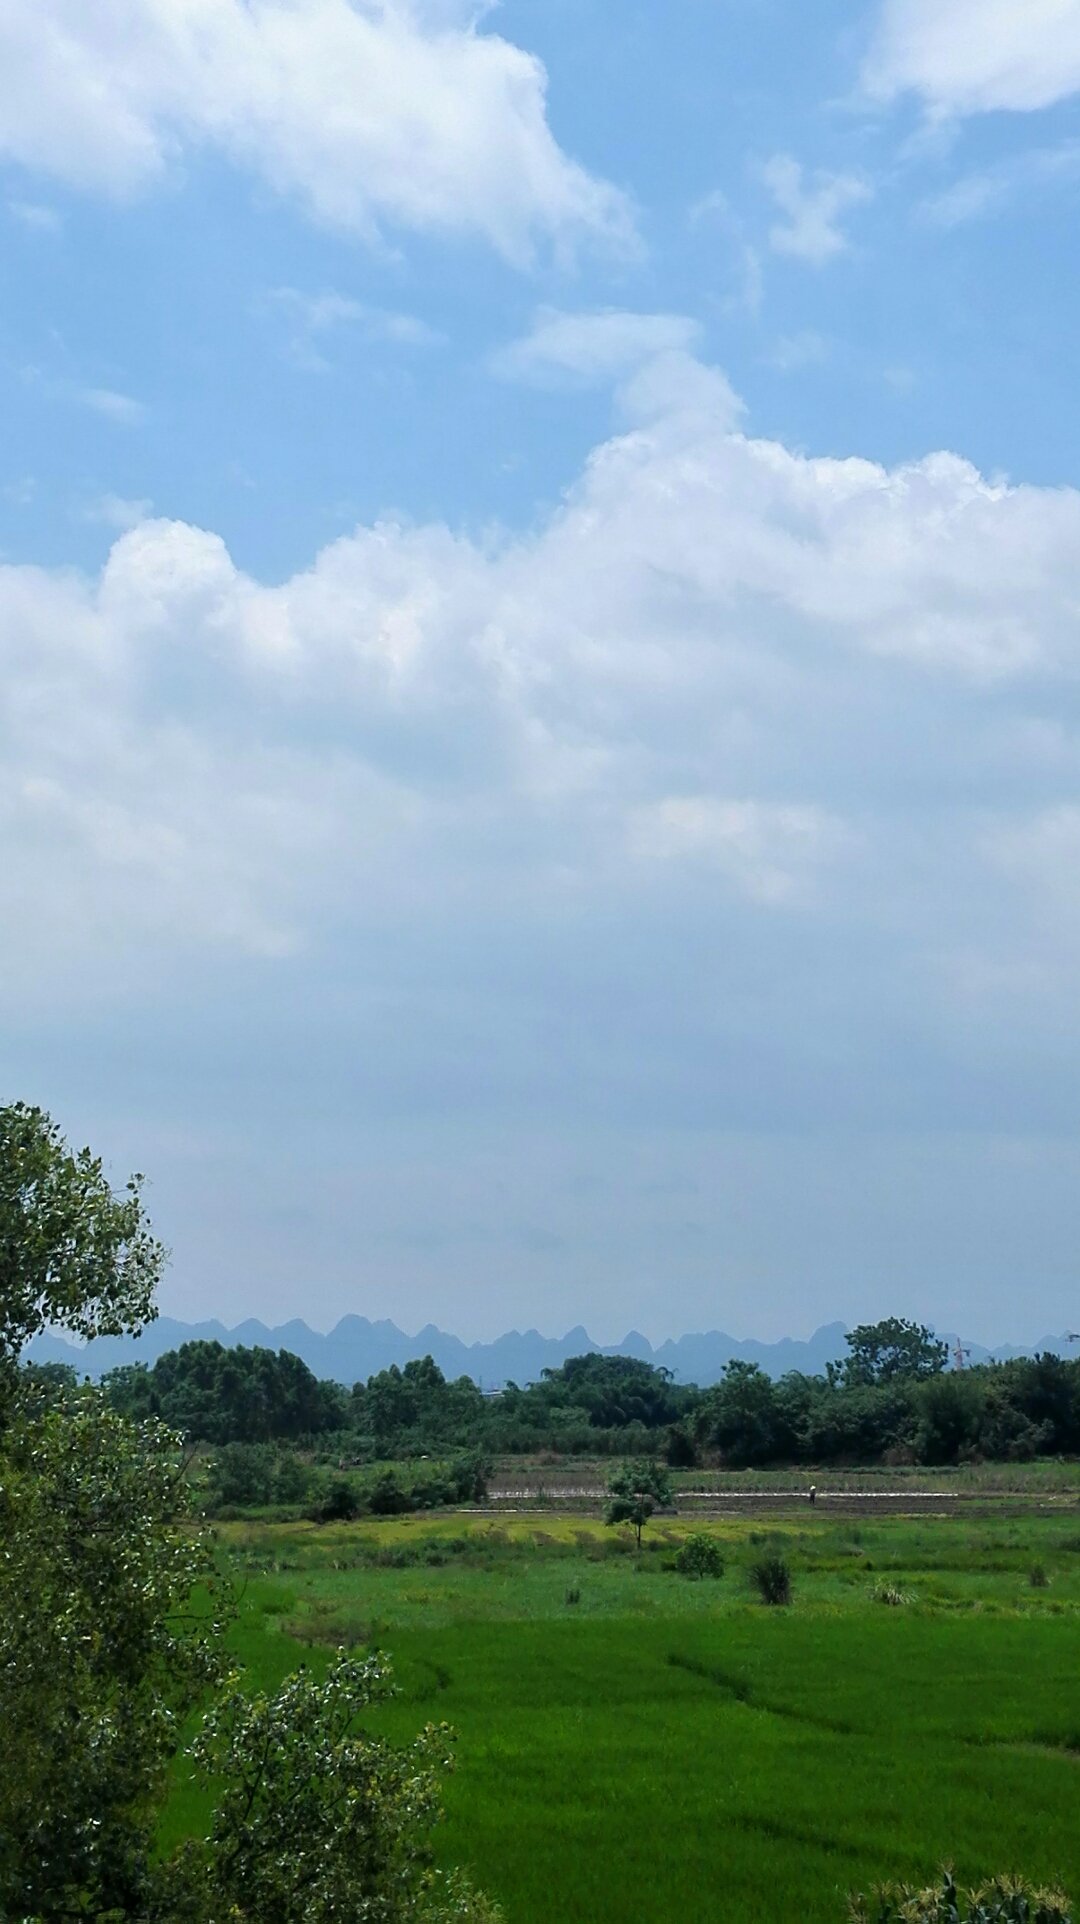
848;1869;1072;1921
872;1582;913;1607
750;1552;792;1606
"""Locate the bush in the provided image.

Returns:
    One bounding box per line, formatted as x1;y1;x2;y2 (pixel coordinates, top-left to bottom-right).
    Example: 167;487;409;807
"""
205;1441;278;1511
367;1472;412;1516
848;1869;1072;1921
448;1452;491;1503
872;1583;913;1607
564;1585;582;1606
750;1552;792;1606
1030;1564;1051;1589
675;1533;725;1581
665;1423;699;1469
316;1477;361;1523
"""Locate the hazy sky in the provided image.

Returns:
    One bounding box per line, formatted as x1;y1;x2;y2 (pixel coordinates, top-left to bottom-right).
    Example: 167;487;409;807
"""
4;0;1080;1344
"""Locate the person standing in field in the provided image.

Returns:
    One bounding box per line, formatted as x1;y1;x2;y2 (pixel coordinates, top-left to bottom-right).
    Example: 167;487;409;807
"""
808;1485;817;1505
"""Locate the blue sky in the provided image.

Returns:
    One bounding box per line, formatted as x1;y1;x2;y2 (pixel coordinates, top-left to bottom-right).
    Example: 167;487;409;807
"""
4;0;1080;1344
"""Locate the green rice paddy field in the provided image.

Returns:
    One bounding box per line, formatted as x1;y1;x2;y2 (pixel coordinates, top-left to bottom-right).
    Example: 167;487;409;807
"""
167;1505;1080;1923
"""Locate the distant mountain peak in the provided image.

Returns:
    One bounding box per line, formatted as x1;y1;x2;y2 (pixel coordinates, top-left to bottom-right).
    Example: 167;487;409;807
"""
25;1313;1069;1389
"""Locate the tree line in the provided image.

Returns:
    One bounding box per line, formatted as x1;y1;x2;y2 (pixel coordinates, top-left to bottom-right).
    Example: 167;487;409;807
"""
51;1310;1080;1474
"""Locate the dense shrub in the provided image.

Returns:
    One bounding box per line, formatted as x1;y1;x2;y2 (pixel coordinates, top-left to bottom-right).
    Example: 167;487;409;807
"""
367;1472;412;1516
674;1533;725;1580
665;1423;699;1468
750;1552;792;1606
317;1477;361;1523
204;1442;315;1513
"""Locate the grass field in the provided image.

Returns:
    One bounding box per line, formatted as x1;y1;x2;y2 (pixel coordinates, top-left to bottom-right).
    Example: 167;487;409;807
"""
166;1504;1080;1923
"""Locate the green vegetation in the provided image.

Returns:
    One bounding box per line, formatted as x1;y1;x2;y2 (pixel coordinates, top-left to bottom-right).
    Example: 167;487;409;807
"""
91;1315;1080;1477
849;1871;1073;1922
674;1530;725;1578
603;1455;673;1547
750;1547;793;1604
8;1103;1080;1920
163;1509;1080;1924
1;1102;497;1924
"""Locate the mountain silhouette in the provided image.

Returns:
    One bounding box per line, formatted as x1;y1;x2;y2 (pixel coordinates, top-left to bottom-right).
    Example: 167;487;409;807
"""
24;1315;1072;1388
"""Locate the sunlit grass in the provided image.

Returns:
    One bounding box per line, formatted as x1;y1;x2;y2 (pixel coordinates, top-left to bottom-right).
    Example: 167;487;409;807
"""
166;1510;1080;1922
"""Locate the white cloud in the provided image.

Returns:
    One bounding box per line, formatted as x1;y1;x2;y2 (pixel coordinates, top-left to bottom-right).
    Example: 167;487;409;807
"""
7;198;61;231
762;154;872;265
4;352;1080;1063
0;0;633;263
80;493;155;530
631;798;848;906
920;140;1080;226
767;331;830;373
79;387;147;425
264;286;440;370
492;308;703;386
865;0;1080;116
17;367;148;425
688;189;764;314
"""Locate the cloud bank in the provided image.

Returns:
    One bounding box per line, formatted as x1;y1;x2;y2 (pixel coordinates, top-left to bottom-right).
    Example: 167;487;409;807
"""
5;349;1080;1120
0;0;632;261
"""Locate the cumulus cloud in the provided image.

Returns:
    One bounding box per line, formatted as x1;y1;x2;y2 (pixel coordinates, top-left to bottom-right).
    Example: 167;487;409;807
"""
4;351;1080;1093
762;154;872;265
0;0;633;263
865;0;1080;116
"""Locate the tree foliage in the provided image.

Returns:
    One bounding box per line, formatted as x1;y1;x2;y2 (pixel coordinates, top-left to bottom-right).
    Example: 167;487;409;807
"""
0;1393;224;1921
1;1100;165;1389
104;1339;347;1442
841;1318;949;1387
604;1458;673;1548
674;1532;725;1580
1;1102;499;1924
168;1654;501;1924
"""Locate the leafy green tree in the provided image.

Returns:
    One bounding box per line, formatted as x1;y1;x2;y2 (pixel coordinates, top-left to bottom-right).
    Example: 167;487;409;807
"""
539;1353;683;1429
912;1371;984;1465
841;1317;948;1387
104;1339;347;1443
698;1360;790;1467
0;1100;165;1392
1;1104;499;1924
0;1394;224;1921
605;1458;673;1549
168;1653;501;1924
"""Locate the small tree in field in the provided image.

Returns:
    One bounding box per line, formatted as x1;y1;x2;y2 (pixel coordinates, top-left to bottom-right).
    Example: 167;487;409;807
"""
675;1532;725;1580
605;1458;673;1550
